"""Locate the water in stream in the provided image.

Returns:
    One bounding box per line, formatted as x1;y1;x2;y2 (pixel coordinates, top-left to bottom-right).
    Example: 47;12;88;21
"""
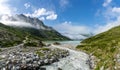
43;41;90;70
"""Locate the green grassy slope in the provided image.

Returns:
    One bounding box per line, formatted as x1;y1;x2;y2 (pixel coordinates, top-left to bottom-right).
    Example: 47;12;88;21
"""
76;26;120;70
0;23;70;47
0;23;25;47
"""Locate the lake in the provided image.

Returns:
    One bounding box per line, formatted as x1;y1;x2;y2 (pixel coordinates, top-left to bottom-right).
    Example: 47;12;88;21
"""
43;40;81;47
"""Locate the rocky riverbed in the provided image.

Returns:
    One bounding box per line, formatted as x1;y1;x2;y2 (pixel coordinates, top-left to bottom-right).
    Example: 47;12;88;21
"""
0;41;94;70
0;44;69;70
43;44;93;70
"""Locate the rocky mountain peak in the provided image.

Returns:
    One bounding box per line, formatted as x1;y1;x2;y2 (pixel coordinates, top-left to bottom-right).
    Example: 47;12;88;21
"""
0;14;53;30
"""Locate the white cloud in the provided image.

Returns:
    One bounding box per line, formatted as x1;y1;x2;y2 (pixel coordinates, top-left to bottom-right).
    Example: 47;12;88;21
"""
0;14;11;21
95;19;120;34
24;8;57;20
1;21;35;28
24;13;31;17
32;8;47;17
95;0;120;34
112;7;120;13
60;0;69;8
54;21;91;39
39;17;45;21
103;0;112;7
46;13;57;20
0;0;33;28
0;15;35;28
24;3;30;9
0;0;12;15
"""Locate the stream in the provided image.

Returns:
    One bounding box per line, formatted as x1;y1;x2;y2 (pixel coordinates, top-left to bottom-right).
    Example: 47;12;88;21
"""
43;41;91;70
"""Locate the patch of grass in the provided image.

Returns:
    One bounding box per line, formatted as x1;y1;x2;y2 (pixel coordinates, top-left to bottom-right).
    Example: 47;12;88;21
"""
35;48;50;57
36;51;45;57
38;47;50;51
76;26;120;70
24;41;38;47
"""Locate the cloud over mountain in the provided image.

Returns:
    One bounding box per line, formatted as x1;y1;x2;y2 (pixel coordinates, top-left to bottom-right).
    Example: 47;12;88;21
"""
54;21;91;39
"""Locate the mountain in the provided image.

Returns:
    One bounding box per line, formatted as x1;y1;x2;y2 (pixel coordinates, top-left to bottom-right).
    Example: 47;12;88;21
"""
0;14;70;47
0;14;55;30
76;26;120;70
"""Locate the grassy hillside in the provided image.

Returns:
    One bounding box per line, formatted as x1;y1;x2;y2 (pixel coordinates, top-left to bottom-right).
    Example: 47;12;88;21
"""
0;23;70;47
0;23;25;47
76;26;120;70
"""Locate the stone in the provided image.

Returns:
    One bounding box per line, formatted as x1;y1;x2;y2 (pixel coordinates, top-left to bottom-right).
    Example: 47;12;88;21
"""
38;61;41;65
49;59;53;63
16;66;20;70
26;58;32;63
53;42;61;45
22;60;26;64
46;44;51;47
44;59;49;64
58;67;62;70
2;67;6;70
6;61;10;65
40;67;46;70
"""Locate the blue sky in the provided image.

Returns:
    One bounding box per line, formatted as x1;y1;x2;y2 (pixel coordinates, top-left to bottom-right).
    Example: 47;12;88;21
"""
8;0;104;26
1;0;120;39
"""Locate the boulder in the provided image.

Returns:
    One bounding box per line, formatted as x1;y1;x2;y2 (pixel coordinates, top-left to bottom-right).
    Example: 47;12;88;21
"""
58;68;62;70
40;67;46;70
53;42;61;45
